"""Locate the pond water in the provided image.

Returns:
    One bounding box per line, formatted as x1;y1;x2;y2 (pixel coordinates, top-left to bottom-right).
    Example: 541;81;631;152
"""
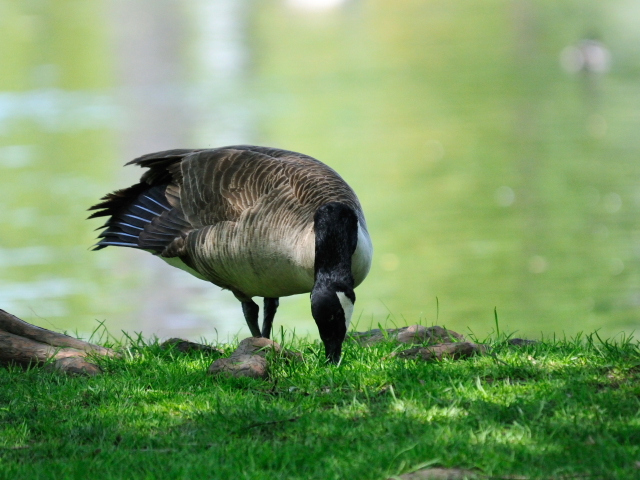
1;0;640;342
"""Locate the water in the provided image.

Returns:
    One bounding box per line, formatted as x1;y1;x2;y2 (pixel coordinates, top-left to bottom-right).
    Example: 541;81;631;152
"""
1;0;640;342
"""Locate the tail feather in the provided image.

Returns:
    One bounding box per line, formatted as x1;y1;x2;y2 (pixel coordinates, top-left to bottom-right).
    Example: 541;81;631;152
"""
89;149;197;255
111;221;144;234
89;183;191;254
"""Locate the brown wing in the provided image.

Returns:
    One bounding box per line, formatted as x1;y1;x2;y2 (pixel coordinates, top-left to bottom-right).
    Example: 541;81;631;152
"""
178;145;365;228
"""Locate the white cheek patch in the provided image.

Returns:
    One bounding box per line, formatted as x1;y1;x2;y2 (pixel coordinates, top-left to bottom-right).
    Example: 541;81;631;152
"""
336;292;354;330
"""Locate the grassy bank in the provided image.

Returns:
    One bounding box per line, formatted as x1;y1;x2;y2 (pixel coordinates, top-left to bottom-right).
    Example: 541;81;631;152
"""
0;329;639;479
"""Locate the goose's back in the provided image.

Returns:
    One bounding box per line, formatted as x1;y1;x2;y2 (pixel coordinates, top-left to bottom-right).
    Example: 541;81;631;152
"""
177;146;363;228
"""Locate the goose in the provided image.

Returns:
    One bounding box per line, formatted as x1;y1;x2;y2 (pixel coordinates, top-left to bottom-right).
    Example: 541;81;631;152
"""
89;145;373;362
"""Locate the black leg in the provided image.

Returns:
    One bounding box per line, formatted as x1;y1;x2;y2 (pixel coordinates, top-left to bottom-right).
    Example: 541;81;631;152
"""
261;297;280;339
241;300;261;337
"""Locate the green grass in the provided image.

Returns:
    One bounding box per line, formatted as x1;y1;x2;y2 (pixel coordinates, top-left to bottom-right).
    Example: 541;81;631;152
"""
1;329;640;479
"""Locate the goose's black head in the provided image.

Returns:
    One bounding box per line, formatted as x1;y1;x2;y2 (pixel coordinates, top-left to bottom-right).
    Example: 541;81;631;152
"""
311;202;358;364
311;287;355;363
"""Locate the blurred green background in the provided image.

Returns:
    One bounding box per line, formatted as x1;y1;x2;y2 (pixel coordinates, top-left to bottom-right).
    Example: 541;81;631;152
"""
1;0;640;341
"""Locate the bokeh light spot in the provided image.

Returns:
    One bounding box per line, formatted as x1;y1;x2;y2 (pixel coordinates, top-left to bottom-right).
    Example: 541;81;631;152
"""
529;256;548;274
603;193;622;213
495;186;515;207
560;40;611;74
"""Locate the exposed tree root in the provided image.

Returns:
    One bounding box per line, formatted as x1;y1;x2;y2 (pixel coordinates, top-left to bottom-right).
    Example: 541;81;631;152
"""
0;309;118;375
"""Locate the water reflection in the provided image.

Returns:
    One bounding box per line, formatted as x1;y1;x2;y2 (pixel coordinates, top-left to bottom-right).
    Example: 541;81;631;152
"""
286;0;348;12
106;0;251;339
1;0;640;341
0;89;117;132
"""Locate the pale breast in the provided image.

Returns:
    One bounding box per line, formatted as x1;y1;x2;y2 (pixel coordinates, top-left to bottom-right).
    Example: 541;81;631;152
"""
191;221;371;299
352;223;373;288
201;224;316;298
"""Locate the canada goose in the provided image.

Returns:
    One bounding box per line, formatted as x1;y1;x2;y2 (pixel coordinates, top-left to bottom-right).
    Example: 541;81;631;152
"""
89;145;373;362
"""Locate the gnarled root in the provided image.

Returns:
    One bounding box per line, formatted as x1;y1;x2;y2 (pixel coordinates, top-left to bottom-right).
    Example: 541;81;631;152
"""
0;309;117;375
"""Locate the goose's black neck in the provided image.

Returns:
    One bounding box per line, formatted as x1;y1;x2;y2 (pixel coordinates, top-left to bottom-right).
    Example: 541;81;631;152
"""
312;202;359;363
313;202;358;290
